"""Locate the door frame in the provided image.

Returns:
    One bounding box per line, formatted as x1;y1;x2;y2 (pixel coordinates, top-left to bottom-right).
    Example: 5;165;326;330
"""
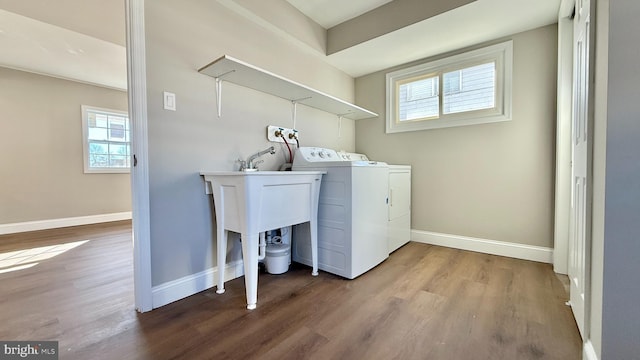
126;0;153;312
554;0;576;276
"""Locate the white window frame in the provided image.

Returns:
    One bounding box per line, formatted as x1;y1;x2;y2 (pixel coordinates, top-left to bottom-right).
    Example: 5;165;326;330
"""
386;40;513;133
81;105;131;173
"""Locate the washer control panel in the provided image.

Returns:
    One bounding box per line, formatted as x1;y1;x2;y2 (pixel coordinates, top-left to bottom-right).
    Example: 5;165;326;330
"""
295;147;341;162
337;151;369;161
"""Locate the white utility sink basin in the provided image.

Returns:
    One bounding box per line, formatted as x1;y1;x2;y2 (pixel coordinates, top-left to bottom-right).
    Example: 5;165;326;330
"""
200;171;325;309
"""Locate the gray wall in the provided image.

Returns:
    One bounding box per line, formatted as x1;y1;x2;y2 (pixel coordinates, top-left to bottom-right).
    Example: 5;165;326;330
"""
0;67;130;224
354;25;558;248
144;0;357;286
599;0;640;357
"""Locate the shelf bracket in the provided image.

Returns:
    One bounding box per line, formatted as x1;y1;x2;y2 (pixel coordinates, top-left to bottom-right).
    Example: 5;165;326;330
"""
290;97;312;129
214;70;235;118
215;78;222;118
337;113;350;139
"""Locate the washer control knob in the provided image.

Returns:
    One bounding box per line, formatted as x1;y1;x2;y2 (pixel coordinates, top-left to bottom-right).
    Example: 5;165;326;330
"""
318;151;326;158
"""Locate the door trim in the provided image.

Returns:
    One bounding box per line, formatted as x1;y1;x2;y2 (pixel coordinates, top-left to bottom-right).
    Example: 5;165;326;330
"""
553;1;576;275
126;0;153;312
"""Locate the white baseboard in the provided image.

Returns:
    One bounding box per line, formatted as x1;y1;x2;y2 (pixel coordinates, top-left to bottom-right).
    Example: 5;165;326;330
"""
583;340;598;360
0;212;132;235
411;230;554;263
152;260;245;308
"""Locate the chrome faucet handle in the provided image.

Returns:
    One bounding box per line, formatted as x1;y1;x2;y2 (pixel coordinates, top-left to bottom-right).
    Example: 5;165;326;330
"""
252;160;264;169
236;158;247;171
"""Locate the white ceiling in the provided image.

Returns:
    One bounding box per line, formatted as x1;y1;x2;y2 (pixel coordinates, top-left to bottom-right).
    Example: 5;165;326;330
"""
0;0;561;89
0;9;127;90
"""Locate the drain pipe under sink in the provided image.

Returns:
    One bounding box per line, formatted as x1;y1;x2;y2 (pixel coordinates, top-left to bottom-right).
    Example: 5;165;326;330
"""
258;232;266;261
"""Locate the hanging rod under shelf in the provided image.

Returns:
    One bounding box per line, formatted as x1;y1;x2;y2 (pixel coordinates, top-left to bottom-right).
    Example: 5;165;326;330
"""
198;55;378;121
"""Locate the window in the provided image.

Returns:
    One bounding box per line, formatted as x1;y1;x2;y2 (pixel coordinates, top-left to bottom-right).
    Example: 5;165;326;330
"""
386;41;512;133
399;74;439;120
81;105;130;173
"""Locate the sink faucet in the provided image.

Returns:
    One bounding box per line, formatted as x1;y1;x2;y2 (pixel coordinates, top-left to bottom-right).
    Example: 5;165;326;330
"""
240;146;276;171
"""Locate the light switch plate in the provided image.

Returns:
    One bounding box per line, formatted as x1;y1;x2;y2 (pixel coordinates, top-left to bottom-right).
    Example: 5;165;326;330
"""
163;91;176;111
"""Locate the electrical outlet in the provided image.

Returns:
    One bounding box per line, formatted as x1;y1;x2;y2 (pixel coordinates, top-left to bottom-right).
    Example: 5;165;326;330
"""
267;125;298;144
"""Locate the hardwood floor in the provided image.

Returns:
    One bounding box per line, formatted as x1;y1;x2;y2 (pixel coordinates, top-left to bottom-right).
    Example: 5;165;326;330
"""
0;221;582;359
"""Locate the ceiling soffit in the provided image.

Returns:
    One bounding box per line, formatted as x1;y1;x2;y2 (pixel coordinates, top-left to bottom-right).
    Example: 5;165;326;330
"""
327;0;477;55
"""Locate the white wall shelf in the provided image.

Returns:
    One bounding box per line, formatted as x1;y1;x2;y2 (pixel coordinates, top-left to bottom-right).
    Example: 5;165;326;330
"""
198;55;378;120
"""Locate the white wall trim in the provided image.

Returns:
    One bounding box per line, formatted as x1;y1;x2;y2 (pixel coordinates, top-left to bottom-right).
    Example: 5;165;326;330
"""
0;212;132;235
583;340;598;360
152;260;245;308
411;229;554;263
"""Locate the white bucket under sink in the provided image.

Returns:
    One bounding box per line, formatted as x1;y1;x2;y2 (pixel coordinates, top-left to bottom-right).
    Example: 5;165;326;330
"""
265;243;290;274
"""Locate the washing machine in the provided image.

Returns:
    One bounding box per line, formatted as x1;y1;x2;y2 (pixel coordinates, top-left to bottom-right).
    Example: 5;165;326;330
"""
291;147;389;279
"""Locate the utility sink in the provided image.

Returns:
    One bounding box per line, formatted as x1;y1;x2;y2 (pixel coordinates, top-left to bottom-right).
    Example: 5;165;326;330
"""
200;171;325;309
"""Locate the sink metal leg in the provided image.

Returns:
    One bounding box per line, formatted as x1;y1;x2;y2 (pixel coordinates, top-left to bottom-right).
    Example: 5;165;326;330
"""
310;219;319;276
216;229;228;294
241;231;259;310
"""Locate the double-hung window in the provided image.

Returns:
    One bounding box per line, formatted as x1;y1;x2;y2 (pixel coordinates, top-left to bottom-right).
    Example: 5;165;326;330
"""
386;41;513;133
81;105;131;173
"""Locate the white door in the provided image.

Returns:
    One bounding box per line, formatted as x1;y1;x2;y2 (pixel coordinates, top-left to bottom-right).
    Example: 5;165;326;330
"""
569;0;591;339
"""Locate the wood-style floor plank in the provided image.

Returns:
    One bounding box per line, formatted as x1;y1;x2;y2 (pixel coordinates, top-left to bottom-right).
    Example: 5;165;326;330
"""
0;221;581;359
